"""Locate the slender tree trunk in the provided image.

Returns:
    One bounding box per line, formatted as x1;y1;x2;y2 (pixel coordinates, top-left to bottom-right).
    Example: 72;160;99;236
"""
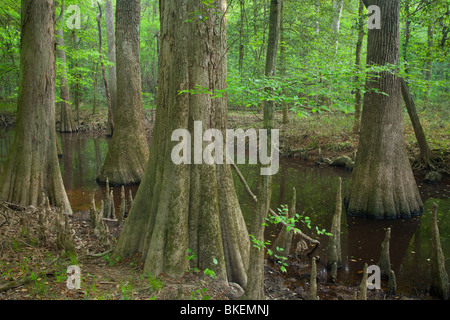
56;0;77;133
353;0;365;133
402;0;411;75
93;61;98;115
345;0;423;219
314;0;320;35
97;0;149;186
242;0;282;300
96;2;114;137
280;1;289;124
400;77;434;166
71;30;81;126
424;24;433;101
238;0;245;76
113;0;249;287
0;0;72;215
331;0;344;52
105;0;117;116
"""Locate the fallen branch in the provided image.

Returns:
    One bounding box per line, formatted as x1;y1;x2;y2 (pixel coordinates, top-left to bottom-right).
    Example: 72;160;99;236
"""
79;249;113;261
230;162;320;246
0;268;60;293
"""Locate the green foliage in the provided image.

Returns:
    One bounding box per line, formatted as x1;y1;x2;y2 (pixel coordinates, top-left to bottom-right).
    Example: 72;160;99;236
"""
0;0;447;120
147;274;164;292
252;204;331;273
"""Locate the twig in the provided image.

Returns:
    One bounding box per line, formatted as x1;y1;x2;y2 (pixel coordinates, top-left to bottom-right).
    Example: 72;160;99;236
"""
0;268;59;293
230;162;320;245
78;249;113;261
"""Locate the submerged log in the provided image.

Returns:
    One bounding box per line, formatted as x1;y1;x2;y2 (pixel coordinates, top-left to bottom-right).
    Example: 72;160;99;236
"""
430;202;449;299
330;156;354;171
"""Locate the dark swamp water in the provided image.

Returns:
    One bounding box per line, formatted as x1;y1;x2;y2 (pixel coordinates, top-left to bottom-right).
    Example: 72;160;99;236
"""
0;127;449;298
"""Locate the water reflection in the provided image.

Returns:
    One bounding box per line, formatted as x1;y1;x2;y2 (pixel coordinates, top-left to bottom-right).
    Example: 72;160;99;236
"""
0;128;449;296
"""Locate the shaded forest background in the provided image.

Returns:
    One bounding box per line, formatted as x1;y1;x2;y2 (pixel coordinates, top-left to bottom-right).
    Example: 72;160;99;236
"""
0;0;448;139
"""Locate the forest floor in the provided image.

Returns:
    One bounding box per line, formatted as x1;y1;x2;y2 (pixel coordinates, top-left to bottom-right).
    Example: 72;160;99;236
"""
0;202;427;301
0;105;448;301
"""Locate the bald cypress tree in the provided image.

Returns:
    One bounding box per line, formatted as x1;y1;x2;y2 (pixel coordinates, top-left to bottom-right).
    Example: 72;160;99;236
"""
113;0;249;286
1;0;72;215
345;0;422;219
97;0;149;186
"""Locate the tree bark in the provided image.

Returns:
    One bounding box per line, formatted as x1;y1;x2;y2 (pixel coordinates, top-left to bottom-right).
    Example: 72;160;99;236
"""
113;0;249;288
242;0;282;300
56;0;77;133
280;1;289;124
96;2;114;137
424;24;433;101
0;0;72;215
97;0;149;186
105;0;117;116
344;0;423;219
400;77;434;167
353;0;365;133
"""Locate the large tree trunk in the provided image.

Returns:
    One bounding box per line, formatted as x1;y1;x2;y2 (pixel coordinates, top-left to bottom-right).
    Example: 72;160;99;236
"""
345;0;423;219
0;0;72;215
113;0;249;287
56;0;77;133
242;0;282;300
353;0;365;133
97;0;149;186
105;0;117;116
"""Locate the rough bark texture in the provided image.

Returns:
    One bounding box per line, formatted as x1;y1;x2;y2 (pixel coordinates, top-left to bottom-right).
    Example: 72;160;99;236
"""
242;0;282;300
96;2;114;137
345;0;423;219
430;203;449;299
105;0;117;116
353;0;365;133
0;0;72;215
113;0;249;288
56;0;77;133
97;0;149;186
400;77;434;167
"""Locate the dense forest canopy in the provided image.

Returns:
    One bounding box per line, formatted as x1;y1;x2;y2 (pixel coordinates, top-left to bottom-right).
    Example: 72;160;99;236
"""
0;0;449;116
